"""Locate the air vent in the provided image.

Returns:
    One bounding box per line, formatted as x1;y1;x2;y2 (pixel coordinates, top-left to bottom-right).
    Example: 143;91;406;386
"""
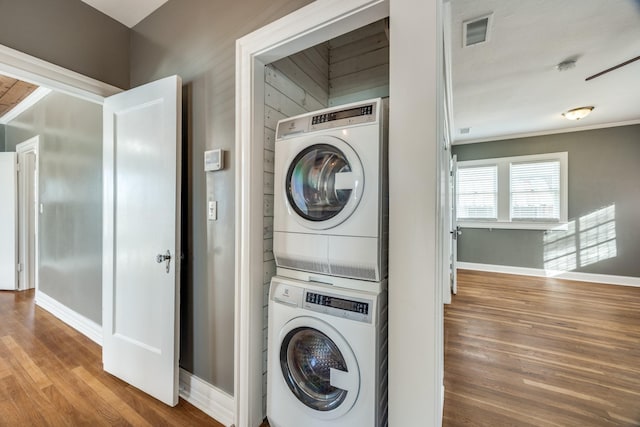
463;14;492;47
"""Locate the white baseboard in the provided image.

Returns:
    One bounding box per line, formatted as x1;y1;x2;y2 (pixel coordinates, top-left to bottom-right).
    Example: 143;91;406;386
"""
35;291;234;426
35;290;103;345
179;368;235;427
457;262;640;288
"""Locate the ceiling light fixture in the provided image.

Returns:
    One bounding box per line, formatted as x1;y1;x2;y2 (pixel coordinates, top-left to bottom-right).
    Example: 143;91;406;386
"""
562;106;594;121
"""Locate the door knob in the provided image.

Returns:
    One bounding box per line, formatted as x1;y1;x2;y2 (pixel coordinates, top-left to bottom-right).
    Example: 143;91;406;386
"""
156;250;172;273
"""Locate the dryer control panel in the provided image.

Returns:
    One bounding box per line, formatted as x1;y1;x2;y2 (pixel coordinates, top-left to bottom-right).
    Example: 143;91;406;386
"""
276;99;379;139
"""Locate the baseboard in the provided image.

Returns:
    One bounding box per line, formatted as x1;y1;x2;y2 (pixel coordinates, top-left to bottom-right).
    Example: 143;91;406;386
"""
457;262;640;288
179;368;234;427
35;291;234;426
35;290;103;345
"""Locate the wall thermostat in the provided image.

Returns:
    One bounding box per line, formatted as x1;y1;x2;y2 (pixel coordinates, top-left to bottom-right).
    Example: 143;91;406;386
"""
204;149;224;171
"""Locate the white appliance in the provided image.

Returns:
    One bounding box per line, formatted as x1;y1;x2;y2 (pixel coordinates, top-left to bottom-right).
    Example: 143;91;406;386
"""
267;276;388;427
273;98;388;290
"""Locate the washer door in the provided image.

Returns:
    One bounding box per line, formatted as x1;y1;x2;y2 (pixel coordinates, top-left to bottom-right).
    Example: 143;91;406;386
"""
279;316;360;419
285;136;363;230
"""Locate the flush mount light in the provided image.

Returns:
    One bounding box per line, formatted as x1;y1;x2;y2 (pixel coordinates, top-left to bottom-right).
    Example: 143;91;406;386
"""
562;106;594;121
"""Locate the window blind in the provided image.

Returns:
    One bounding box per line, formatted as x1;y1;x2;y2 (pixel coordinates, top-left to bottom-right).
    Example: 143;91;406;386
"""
457;165;497;219
510;161;560;220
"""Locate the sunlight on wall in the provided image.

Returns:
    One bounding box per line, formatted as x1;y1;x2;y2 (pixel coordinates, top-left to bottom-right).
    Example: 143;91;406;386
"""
579;205;617;267
543;204;617;274
543;220;577;271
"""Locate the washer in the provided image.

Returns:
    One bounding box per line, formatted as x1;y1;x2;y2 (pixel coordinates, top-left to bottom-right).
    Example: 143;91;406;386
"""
273;98;388;289
267;276;388;427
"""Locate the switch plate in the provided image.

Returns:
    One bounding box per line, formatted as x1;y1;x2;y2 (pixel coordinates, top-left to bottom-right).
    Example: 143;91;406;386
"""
208;200;218;221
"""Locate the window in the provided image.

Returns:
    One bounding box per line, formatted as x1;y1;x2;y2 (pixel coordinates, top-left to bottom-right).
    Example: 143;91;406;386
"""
457;165;497;219
510;160;560;221
456;152;568;230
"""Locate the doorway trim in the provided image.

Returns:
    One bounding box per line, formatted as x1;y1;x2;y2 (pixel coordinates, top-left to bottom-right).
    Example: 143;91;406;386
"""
0;44;121;102
16;136;40;292
235;1;389;425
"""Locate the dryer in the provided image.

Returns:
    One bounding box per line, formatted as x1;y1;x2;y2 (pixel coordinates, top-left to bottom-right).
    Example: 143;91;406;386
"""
267;276;388;427
273;98;388;289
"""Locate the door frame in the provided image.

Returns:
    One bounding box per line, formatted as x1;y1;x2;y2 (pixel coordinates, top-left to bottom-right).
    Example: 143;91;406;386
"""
235;2;389;424
16;136;40;292
0;44;121;102
236;1;444;426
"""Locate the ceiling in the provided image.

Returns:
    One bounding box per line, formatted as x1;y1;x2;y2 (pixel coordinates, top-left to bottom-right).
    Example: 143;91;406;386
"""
0;76;38;119
31;1;640;144
81;0;168;28
449;0;640;144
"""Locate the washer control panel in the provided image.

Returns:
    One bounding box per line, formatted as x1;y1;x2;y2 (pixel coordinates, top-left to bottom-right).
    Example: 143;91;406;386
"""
303;290;373;323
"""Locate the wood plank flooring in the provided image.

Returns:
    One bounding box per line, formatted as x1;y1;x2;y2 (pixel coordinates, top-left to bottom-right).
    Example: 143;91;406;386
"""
443;270;640;426
0;289;224;427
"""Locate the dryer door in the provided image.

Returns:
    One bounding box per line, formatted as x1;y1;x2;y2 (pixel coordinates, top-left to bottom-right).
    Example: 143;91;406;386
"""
285;136;363;230
279;316;360;419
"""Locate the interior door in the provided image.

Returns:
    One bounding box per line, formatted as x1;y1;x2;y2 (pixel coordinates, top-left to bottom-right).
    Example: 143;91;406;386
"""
17;140;38;291
450;154;459;295
0;153;17;290
102;75;182;406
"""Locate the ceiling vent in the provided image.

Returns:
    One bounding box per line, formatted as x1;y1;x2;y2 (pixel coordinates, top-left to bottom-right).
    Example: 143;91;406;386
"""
463;14;492;47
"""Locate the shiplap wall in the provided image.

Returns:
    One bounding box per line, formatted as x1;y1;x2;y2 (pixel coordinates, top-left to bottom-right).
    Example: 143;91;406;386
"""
329;19;389;106
260;20;389;415
262;43;329;415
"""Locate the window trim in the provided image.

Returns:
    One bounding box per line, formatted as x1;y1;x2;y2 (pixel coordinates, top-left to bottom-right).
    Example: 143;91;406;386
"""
457;152;568;230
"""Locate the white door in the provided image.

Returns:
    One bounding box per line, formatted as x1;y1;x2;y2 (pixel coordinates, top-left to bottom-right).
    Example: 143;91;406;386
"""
450;154;459;295
102;75;182;406
17;137;39;291
0;153;17;290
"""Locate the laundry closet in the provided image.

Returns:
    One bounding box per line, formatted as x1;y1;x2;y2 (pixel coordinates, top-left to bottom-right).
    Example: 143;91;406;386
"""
261;19;390;427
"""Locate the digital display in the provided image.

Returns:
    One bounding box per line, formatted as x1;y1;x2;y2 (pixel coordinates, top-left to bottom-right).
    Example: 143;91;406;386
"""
311;104;374;125
306;292;369;315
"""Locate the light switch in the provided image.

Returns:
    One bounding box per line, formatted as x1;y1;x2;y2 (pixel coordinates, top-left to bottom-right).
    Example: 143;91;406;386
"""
208;200;218;221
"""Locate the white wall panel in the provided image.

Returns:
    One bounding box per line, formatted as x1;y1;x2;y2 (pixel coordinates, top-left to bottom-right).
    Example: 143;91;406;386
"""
328;20;389;106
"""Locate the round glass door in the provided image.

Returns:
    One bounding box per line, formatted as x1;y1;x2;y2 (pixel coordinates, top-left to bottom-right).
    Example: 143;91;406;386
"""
280;327;348;411
286;143;358;223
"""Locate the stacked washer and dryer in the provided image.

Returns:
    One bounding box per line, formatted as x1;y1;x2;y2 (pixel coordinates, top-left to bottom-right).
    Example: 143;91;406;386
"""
267;98;389;427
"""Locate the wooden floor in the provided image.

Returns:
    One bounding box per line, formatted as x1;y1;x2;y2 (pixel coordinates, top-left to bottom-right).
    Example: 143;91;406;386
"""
0;289;223;427
443;270;640;426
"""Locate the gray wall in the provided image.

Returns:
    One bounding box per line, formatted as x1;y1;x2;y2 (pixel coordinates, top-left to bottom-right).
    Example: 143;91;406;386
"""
0;0;130;89
0;124;4;151
453;124;640;278
130;0;313;395
5;92;103;323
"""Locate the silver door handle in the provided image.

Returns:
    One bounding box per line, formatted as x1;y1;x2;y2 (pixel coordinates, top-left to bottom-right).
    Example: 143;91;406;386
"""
156;250;172;273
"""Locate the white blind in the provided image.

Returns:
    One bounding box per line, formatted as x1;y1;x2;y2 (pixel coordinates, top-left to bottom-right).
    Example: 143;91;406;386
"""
510;161;560;220
457;165;497;219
